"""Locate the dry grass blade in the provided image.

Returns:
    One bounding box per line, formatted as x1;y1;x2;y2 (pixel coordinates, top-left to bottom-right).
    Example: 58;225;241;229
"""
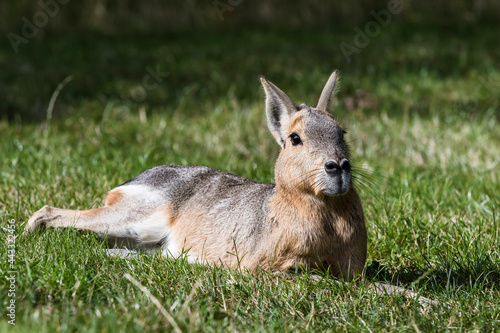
124;273;183;333
46;75;74;124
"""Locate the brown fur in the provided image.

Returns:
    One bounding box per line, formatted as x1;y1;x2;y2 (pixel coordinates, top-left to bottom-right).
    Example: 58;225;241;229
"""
105;190;123;206
80;208;102;217
263;188;366;278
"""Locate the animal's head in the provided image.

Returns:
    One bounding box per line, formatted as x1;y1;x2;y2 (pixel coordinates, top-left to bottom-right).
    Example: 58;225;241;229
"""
261;71;352;197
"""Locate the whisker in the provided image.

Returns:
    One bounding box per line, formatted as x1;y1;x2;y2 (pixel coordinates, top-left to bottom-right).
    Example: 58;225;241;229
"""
277;168;323;205
351;166;383;187
351;176;385;202
352;165;386;179
352;172;380;187
350;163;386;203
352;177;375;193
309;178;326;195
352;174;383;192
293;169;323;189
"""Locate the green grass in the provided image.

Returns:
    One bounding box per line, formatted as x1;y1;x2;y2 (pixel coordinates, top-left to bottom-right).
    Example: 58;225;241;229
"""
1;25;500;331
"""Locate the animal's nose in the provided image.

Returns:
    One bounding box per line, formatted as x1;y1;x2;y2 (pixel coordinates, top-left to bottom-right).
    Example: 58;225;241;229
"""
324;160;340;174
325;159;350;174
340;159;351;173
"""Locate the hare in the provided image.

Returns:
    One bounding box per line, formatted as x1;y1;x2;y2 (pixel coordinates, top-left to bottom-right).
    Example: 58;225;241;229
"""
25;71;367;281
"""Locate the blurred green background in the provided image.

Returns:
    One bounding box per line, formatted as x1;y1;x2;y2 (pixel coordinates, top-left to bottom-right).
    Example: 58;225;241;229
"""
1;0;499;122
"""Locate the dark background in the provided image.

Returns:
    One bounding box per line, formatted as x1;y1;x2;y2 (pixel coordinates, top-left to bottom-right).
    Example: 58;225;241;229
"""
1;0;499;121
2;0;499;32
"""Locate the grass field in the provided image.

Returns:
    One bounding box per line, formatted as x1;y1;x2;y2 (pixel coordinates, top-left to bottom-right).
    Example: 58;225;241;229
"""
1;25;499;331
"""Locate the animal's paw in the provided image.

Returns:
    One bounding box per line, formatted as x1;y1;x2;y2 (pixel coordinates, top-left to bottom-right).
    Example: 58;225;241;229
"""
23;205;58;235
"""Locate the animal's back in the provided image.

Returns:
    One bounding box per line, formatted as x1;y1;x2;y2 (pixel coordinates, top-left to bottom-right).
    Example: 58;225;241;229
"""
117;165;276;265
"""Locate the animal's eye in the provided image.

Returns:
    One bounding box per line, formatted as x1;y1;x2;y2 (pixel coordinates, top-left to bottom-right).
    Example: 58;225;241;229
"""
290;133;302;146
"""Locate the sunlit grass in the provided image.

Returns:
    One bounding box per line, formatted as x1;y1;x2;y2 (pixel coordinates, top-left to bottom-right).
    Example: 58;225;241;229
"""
1;27;499;331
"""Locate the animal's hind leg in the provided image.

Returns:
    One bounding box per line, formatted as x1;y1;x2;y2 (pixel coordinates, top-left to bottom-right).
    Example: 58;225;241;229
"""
24;186;173;250
25;205;113;234
24;205;140;252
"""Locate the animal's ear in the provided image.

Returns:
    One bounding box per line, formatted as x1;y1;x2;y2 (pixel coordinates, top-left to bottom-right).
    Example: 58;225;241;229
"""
260;76;297;147
317;70;339;113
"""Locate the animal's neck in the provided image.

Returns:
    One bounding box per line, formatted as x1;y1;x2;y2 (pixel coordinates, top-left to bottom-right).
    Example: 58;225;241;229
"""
271;183;331;224
269;182;363;232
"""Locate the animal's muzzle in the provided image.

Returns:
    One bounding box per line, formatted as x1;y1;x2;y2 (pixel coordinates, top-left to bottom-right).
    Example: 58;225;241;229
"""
323;159;351;195
324;159;351;175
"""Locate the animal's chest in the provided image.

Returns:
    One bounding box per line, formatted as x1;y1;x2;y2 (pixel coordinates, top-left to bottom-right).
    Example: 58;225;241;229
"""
281;214;357;257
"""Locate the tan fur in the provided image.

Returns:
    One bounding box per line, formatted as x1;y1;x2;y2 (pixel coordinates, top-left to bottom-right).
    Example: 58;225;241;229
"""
80;208;104;216
170;210;210;258
170;206;259;268
289;113;306;132
105;190;123;206
262;189;366;278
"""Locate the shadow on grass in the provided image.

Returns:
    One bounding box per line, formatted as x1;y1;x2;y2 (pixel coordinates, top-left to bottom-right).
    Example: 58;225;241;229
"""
366;253;500;291
3;24;499;123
